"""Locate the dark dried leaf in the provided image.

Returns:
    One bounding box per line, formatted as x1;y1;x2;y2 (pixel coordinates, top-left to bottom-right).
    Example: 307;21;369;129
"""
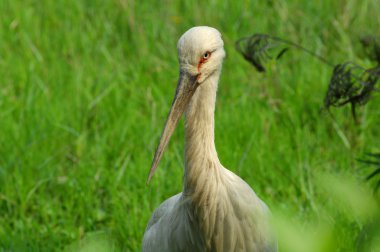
367;169;380;181
360;35;380;65
236;33;380;120
359;153;380;192
276;48;289;60
323;63;380;119
235;34;288;72
236;34;333;72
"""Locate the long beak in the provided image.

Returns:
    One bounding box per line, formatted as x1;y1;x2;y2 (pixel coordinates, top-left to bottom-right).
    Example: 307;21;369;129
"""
147;72;199;184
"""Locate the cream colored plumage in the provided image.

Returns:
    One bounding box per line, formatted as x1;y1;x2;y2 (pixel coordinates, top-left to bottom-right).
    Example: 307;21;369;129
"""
143;26;277;252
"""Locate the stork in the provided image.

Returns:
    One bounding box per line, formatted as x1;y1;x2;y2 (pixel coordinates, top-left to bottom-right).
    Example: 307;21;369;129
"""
143;26;277;252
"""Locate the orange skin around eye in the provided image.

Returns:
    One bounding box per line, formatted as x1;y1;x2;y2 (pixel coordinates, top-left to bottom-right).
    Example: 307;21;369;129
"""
197;52;212;81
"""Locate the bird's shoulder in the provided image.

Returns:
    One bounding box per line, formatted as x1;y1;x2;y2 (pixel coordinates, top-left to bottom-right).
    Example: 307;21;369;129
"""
217;168;277;251
144;193;182;231
222;168;266;206
143;193;206;252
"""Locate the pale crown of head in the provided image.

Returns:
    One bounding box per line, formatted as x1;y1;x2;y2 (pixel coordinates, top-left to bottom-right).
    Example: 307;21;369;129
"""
177;26;225;83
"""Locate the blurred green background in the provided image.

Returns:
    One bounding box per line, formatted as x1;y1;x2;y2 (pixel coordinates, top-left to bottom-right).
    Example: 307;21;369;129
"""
0;0;379;251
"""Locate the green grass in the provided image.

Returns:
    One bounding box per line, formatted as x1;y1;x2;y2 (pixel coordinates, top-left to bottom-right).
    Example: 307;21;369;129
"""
0;0;379;251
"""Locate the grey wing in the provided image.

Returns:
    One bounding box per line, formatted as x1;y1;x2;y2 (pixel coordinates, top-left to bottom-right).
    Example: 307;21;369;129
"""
143;193;205;252
144;193;182;232
258;199;278;252
143;193;183;252
224;168;278;251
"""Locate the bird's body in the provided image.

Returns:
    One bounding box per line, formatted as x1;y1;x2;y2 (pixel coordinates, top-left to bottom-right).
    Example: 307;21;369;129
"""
143;27;276;252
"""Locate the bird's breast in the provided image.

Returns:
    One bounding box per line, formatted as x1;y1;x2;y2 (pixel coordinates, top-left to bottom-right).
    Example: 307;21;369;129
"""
185;167;272;252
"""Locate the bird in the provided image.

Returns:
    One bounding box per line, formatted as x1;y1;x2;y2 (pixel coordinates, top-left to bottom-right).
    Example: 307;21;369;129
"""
142;26;277;252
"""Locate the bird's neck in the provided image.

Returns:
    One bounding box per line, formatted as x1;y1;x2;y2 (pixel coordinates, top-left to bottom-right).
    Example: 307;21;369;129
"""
183;71;221;195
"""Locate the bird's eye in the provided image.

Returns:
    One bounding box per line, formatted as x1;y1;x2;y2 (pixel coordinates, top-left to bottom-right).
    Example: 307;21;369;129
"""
203;52;211;60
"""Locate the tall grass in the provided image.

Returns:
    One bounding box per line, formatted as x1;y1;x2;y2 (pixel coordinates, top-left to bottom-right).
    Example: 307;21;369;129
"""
0;0;379;251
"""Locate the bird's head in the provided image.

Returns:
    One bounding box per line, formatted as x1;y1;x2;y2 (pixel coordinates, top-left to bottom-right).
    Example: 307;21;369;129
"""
147;26;225;184
177;26;225;83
